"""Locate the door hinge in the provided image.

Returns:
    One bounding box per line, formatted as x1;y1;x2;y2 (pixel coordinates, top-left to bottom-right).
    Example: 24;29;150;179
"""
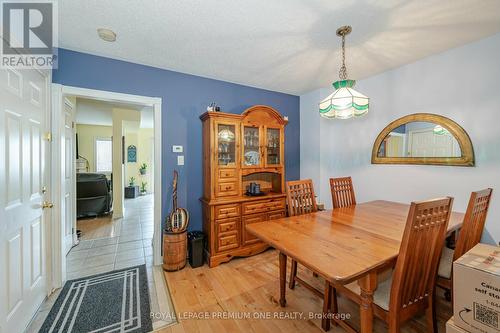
44;132;52;142
72;121;75;129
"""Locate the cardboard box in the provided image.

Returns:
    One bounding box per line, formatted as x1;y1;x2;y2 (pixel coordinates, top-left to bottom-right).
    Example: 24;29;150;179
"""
448;317;471;333
454;243;500;333
447;317;471;333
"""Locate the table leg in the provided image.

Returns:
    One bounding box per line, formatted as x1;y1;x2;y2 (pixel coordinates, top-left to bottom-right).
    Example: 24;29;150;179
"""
358;272;377;333
322;281;332;331
279;252;287;307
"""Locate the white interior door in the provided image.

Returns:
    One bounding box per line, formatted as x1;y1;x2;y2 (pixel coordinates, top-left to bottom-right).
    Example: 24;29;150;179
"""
0;67;50;333
409;128;459;157
386;134;404;157
63;98;76;254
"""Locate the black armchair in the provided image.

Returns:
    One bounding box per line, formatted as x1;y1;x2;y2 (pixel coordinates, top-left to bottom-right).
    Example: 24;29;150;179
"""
76;173;112;218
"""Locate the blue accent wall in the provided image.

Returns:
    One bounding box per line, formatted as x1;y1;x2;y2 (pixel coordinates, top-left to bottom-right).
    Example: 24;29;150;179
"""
53;48;300;230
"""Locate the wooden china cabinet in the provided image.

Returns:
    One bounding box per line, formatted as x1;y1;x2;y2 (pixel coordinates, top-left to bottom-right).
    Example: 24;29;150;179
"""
200;105;288;267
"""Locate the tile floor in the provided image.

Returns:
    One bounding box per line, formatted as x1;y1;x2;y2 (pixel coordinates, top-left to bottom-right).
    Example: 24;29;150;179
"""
27;195;176;332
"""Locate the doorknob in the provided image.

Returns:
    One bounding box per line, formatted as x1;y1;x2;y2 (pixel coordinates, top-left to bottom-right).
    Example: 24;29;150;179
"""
42;201;54;209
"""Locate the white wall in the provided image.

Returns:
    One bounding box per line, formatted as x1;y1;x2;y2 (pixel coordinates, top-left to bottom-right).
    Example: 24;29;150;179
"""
300;33;500;244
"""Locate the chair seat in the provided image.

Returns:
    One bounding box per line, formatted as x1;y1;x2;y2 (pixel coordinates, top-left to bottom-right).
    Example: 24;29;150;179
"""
438;247;454;279
346;275;392;311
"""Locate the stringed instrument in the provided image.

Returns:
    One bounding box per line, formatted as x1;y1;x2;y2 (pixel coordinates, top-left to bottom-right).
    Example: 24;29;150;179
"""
168;170;189;233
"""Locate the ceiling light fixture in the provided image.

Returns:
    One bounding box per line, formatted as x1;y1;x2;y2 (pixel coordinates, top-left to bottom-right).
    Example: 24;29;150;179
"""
97;28;117;42
433;125;449;135
319;26;369;119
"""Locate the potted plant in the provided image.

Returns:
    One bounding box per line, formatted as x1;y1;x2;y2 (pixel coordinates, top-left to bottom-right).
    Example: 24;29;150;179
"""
140;181;147;195
139;163;147;175
129;177;136;187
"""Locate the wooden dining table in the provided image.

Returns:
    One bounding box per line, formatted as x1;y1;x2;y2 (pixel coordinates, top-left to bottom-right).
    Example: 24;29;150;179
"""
246;200;464;333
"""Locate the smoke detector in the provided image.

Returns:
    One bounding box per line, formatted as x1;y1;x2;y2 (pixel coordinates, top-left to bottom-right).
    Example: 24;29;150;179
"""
97;28;117;42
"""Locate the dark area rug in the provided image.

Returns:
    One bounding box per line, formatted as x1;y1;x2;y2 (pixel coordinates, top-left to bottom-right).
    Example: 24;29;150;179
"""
39;265;152;333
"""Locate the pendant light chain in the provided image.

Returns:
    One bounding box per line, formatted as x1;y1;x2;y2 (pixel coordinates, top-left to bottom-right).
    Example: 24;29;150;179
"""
339;33;348;80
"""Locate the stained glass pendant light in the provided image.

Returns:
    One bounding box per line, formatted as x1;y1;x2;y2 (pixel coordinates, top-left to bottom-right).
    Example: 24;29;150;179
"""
433;125;449;135
319;26;369;119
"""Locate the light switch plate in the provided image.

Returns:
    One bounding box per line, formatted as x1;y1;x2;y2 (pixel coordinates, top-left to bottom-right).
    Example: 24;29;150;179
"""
172;145;183;153
177;155;184;165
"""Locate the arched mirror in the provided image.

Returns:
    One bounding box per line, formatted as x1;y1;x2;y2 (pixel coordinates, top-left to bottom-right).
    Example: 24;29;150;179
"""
372;113;474;166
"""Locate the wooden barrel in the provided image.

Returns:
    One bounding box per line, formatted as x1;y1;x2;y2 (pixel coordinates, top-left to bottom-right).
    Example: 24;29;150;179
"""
163;231;187;271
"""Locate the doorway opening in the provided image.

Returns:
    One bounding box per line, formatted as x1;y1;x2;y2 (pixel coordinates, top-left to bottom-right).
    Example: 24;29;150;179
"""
51;86;163;275
25;85;176;332
72;97;156;245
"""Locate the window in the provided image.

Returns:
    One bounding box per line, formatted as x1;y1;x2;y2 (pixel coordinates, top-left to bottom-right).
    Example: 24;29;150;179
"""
95;138;112;172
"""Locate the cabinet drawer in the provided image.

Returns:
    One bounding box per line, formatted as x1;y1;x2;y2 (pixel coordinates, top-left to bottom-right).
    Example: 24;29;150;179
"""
216;181;239;197
217;233;239;252
268;210;285;220
242;198;285;215
242;213;267;246
217;219;238;233
214;204;240;219
218;169;237;180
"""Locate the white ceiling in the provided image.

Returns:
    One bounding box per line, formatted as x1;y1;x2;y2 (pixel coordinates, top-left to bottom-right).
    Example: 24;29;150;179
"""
59;0;500;95
75;98;154;128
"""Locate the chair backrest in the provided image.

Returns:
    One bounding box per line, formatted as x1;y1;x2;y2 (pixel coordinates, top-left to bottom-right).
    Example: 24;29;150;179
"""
329;177;356;208
389;197;454;312
285;179;318;216
453;188;493;260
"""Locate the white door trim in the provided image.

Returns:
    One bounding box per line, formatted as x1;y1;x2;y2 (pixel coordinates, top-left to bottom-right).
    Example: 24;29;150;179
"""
43;70;54;297
50;84;163;290
63;97;76;255
50;84;66;288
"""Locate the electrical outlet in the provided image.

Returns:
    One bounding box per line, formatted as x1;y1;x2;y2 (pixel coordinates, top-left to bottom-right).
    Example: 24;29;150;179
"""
177;155;184;165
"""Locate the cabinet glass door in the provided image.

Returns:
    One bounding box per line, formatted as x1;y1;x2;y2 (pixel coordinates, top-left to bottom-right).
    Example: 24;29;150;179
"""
217;123;236;166
243;126;261;166
266;128;281;165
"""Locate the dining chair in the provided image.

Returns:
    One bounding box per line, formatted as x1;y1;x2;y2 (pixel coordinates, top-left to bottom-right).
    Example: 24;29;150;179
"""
437;188;493;300
286;179;318;216
285;179;336;330
329;176;356;208
286;179;318;290
329;197;454;333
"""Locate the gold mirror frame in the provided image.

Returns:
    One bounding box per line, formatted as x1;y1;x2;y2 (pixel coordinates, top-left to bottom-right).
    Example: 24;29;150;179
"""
371;113;475;166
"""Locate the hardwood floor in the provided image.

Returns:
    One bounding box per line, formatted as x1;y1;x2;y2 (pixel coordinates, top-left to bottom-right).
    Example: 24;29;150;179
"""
161;249;453;332
77;214;118;240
